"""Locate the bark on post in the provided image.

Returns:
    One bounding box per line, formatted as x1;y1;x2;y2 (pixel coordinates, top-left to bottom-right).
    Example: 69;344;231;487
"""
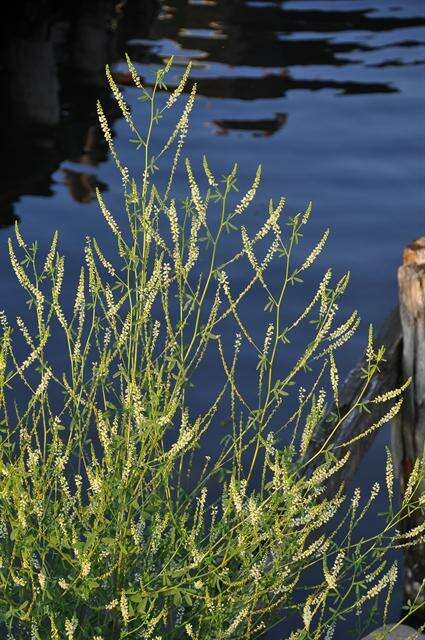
395;236;425;614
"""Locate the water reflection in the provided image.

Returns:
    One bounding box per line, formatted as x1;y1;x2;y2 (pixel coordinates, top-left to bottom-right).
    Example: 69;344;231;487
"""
0;0;159;228
213;112;287;136
126;0;424;102
0;0;423;228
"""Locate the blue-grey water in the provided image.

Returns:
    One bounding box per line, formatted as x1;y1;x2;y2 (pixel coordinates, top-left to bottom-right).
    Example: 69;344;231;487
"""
0;0;424;637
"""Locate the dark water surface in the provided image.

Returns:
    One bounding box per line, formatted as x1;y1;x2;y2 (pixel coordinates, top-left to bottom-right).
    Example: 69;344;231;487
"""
0;0;424;636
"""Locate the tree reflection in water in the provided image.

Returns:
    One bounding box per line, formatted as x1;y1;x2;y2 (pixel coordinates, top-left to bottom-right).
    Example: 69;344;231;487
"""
0;0;423;226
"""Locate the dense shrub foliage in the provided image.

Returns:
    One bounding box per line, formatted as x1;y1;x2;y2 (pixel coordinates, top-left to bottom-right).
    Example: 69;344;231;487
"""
0;59;424;639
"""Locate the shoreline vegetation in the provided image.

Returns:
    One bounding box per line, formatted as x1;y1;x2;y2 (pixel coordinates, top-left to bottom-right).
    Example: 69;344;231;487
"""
0;59;424;639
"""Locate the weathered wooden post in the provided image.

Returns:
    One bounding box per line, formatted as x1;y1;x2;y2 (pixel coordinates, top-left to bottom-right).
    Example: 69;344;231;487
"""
394;237;425;616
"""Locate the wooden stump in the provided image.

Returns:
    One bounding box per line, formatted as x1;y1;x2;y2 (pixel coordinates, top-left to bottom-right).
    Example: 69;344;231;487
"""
395;237;425;615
